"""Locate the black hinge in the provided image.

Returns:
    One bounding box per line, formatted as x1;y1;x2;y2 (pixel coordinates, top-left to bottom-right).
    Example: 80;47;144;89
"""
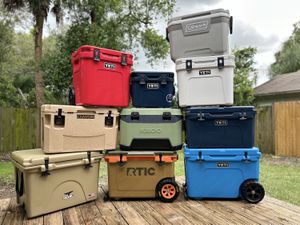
118;153;126;166
54;108;65;126
139;75;146;85
217;57;225;69
131;112;140;120
161;75;167;85
244;152;249;162
105;110;114;126
157;153;164;166
93;49;101;62
162;112;172;120
186;60;192;71
229;16;233;34
198;151;203;162
85;152;93;168
41;158;50;176
121;54;127;66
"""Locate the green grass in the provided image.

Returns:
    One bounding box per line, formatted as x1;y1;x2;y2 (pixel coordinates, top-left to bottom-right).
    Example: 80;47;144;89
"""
0;162;14;183
1;154;300;206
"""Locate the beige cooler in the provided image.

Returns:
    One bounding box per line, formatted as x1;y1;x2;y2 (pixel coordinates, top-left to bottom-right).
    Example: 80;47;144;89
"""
105;151;179;202
11;149;102;218
41;104;119;153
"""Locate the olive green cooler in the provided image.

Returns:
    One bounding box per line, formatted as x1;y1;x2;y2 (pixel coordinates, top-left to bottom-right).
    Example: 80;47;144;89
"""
11;149;102;218
105;151;179;202
120;108;183;151
41;104;119;153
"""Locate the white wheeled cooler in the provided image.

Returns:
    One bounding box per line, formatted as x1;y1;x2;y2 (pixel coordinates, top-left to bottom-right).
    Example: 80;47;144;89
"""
176;55;234;107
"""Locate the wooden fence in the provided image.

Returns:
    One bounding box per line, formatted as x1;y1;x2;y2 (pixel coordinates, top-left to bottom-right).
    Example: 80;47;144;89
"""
255;101;300;157
0;108;40;153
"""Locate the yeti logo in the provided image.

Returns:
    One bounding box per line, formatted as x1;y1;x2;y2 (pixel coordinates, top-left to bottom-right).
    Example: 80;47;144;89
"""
104;62;116;69
185;21;209;33
199;70;211;75
63;191;74;200
147;83;160;89
214;119;228;126
127;167;155;176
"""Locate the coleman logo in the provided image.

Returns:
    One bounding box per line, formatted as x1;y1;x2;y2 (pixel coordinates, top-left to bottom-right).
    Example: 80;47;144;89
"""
104;62;116;69
63;191;74;200
217;162;229;168
147;83;160;89
199;70;211;75
185;21;209;33
214;119;228;126
140;128;161;134
127;167;155;176
77;114;95;119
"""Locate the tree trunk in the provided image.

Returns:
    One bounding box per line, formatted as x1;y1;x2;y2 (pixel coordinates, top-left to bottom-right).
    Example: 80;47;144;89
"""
34;15;45;108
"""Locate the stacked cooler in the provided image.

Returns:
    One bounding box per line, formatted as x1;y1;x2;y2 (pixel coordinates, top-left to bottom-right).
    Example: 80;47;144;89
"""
167;9;265;203
105;71;182;202
11;45;133;218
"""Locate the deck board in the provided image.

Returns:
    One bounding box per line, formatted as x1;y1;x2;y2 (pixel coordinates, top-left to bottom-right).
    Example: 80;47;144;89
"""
1;179;300;225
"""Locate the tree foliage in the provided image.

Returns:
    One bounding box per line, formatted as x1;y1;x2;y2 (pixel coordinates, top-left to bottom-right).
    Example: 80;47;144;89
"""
271;22;300;76
233;47;257;106
42;0;175;103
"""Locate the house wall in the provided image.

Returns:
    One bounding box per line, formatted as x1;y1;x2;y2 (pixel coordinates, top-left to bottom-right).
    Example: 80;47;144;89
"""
254;93;300;106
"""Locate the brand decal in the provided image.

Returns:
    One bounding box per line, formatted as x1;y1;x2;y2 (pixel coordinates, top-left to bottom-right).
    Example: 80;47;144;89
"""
166;94;173;103
214;119;228;126
185;21;209;33
77;114;95;119
127;167;155;176
199;70;211;75
217;162;229;168
104;62;116;69
147;83;160;89
140;128;161;134
63;191;74;200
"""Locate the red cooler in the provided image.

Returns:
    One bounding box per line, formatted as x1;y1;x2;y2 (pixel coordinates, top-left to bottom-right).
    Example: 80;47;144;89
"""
72;45;133;107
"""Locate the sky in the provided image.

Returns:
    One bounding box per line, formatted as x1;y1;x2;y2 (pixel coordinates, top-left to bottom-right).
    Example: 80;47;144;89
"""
44;0;300;86
132;0;300;86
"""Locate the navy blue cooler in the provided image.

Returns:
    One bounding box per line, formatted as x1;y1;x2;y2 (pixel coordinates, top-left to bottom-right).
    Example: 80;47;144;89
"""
185;106;256;148
131;71;175;108
184;146;265;203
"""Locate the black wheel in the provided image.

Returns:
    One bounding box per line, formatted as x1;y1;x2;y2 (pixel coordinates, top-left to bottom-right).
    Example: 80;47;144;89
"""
156;178;179;203
240;180;265;204
183;183;189;200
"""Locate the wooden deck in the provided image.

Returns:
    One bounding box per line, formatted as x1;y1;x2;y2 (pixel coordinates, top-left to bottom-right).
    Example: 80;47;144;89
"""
1;178;300;225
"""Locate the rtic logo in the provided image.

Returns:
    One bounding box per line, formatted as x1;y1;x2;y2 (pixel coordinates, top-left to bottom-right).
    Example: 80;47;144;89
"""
147;83;160;89
104;62;116;69
140;128;161;134
127;167;155;176
77;114;95;119
199;70;211;75
217;162;229;168
185;21;209;33
214;119;228;126
63;191;73;200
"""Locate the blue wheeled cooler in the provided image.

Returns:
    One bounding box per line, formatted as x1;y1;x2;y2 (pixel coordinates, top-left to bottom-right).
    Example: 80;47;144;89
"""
131;71;175;108
184;146;265;203
185;106;256;148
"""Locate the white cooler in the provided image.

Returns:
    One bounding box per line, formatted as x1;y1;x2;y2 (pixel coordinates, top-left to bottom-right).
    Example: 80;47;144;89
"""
167;9;232;61
176;55;234;107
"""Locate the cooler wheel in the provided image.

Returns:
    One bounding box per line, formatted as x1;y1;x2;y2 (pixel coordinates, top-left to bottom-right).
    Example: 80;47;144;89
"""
156;178;179;203
241;180;265;204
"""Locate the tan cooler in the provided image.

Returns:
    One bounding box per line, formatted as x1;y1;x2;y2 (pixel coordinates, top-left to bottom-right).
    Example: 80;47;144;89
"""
41;104;119;153
11;149;102;218
105;151;179;202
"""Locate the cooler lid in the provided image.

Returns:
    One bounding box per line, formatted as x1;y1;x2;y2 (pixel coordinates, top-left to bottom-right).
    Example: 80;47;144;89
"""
131;71;174;83
41;104;119;115
11;149;102;167
175;55;235;71
168;8;230;25
185;147;261;162
105;151;178;163
186;106;256;120
121;108;182;116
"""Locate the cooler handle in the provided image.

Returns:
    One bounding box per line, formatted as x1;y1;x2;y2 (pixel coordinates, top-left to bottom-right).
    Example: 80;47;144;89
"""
189;112;247;120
